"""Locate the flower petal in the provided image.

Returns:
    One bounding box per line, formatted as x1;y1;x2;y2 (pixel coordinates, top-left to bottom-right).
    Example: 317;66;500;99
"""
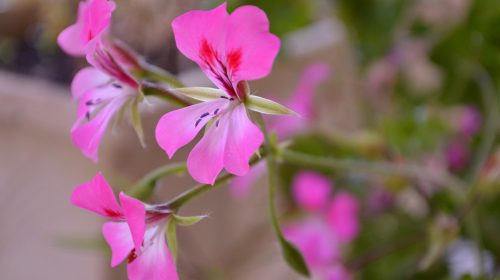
80;0;115;46
292;172;332;212
127;227;179;280
155;99;227;158
223;104;263;176
327;192;360;243
71;67;110;100
226;5;280;82
70;172;123;219
171;3;228;69
187;112;229;185
102;222;134;267
119;193;146;252
71;94;128;162
57;23;85;56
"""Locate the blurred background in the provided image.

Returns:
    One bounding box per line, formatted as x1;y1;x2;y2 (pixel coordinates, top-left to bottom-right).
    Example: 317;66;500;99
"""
1;0;500;279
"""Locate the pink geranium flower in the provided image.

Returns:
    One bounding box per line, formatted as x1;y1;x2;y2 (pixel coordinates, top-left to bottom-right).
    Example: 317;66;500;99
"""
57;0;115;56
70;65;140;162
284;172;360;280
155;3;281;184
71;173;179;280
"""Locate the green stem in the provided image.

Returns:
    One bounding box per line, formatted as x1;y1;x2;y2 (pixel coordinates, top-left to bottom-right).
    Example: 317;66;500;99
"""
141;81;192;107
141;64;185;88
128;163;187;200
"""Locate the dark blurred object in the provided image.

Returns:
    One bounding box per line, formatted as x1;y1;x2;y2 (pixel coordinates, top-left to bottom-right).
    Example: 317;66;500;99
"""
0;0;75;84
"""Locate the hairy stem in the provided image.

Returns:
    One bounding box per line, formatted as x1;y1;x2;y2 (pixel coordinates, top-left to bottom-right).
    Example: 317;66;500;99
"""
128;163;187;200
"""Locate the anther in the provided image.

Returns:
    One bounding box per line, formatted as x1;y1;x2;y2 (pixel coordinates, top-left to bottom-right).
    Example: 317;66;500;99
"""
200;112;210;118
195;119;202;127
214;108;220;115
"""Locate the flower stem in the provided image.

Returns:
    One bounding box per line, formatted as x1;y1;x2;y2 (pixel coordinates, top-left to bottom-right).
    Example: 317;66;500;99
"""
128;163;187;200
141;80;192;107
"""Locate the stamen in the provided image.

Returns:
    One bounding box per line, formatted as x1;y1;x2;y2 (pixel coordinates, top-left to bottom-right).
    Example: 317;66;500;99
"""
85;112;90;120
214;108;220;115
216;119;220;127
220;96;229;99
112;83;122;89
200;112;210;118
85;100;94;106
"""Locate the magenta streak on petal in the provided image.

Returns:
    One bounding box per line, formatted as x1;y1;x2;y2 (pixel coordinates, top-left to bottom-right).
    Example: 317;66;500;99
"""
199;39;241;98
90;43;139;89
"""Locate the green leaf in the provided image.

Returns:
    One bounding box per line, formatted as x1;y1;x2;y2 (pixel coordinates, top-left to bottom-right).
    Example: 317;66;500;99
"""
174;87;225;102
246;95;298;115
166;218;177;260
172;214;207;226
278;235;310;276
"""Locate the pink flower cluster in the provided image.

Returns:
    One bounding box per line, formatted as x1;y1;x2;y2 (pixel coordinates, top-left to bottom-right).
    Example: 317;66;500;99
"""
284;172;360;280
60;1;286;279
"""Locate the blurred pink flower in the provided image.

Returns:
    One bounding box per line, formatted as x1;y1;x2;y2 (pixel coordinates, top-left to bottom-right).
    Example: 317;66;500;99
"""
292;171;332;212
71;173;178;280
272;63;330;139
458;106;482;137
70;66;139;162
327;192;360;243
155;3;280;184
284;172;359;280
57;0;115;56
230;63;330;196
445;140;470;172
284;218;341;269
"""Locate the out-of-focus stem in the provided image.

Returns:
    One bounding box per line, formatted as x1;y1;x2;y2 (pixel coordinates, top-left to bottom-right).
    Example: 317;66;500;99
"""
282;150;467;191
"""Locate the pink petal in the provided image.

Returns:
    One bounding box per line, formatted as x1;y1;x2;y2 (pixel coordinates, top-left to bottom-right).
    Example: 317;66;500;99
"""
80;0;115;47
71;67;110;100
225;5;280;83
229;161;266;198
187;113;230;185
70;172;123;219
328;192;360;243
292;172;332;212
71;94;128;162
223;104;263;176
127;227;179;280
171;3;229;70
57;23;86;56
119;193;146;252
155;99;227;158
284;218;340;267
102;222;134;267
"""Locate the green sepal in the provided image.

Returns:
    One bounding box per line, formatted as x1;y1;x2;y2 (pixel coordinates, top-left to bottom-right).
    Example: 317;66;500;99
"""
245;95;298;115
166;218;178;260
130;96;145;147
174;87;225;102
172;214;208;227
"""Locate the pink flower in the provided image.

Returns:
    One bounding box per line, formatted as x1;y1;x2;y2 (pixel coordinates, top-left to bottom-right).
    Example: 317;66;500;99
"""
292;171;332;212
327;192;360;243
284;218;351;280
229;63;330;196
70;66;140;162
272;63;330;139
71;173;179;280
57;0;115;56
155;3;280;184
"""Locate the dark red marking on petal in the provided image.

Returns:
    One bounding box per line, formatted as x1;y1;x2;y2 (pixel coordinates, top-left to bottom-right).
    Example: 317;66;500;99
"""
227;48;242;73
127;248;138;263
104;208;122;218
198;39;241;98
